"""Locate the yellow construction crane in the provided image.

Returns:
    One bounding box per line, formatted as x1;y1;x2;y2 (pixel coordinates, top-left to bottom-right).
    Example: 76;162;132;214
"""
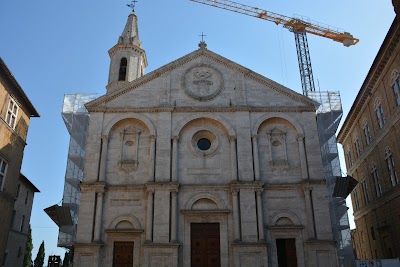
190;0;359;96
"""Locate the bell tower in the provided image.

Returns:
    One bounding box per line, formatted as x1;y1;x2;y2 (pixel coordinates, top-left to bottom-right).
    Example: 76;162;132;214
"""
107;10;148;92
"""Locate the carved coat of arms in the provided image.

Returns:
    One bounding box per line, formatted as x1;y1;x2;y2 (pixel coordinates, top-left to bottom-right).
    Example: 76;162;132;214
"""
182;63;224;101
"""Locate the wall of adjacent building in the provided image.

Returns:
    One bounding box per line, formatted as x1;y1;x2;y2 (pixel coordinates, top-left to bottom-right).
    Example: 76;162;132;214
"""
338;17;400;259
0;72;33;266
5;175;37;267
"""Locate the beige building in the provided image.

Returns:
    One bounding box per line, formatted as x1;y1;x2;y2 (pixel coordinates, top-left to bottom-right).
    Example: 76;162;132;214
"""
337;13;400;260
74;12;338;267
0;57;39;265
5;173;39;267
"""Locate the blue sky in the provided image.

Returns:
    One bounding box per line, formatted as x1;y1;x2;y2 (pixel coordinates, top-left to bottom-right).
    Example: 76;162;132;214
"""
0;0;396;261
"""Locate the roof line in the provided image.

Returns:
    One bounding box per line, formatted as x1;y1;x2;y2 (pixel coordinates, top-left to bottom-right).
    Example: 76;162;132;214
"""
20;173;40;192
87;48;316;108
337;17;399;142
0;57;40;117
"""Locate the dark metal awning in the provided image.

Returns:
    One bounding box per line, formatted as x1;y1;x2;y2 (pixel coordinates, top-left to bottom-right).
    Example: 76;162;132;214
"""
44;204;73;227
332;176;358;198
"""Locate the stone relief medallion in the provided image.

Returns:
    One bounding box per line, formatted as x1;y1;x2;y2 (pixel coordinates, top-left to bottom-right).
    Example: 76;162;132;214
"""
182;63;224;101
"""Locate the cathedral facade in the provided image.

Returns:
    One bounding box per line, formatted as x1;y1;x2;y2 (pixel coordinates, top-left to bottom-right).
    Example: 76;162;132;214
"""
74;12;338;267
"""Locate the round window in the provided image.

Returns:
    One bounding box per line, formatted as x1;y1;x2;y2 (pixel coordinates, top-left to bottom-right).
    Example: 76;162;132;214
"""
189;129;219;157
197;138;211;151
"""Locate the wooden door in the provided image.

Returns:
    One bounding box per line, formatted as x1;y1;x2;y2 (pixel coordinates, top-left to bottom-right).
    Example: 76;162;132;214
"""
113;242;134;267
276;238;298;267
191;223;221;267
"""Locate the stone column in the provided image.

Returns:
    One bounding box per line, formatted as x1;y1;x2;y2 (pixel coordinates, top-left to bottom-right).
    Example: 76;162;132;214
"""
303;186;316;238
252;134;260;181
170;189;178;242
172;136;179;182
231;189;240;241
256;189;265;241
266;133;272;160
149;135;156;181
146;189;154;242
98;135;109;182
93;192;104;242
230;136;238;181
297;134;308;179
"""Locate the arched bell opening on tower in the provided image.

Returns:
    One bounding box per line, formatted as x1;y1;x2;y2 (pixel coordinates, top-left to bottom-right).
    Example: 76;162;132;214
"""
119;57;128;81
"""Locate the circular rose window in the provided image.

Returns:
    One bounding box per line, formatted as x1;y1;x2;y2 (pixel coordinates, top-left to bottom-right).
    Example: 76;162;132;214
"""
197;138;211;151
190;130;219;156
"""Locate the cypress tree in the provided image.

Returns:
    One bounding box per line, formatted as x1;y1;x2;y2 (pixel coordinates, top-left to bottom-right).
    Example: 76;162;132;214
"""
23;226;33;267
61;250;71;267
33;241;45;267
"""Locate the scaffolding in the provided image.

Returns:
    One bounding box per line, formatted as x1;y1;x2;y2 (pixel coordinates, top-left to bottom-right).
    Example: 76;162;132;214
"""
58;93;97;247
308;91;355;267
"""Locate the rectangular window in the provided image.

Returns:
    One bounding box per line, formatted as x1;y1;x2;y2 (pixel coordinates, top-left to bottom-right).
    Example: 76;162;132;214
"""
361;179;370;205
0;158;8;191
371;226;376;240
355;138;362;157
372;166;382;196
393;78;400;106
363;123;372;145
10;210;16;229
353;188;360;210
5;98;19;129
376;105;386;129
19;215;25;232
25;191;29;204
387;154;399;187
347;150;353;167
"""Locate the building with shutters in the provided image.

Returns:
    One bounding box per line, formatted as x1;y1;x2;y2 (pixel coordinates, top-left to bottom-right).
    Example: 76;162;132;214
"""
0;57;40;266
337;11;400;260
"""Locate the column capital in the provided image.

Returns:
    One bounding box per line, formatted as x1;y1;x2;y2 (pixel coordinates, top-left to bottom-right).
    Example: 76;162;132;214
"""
147;188;155;194
255;188;263;195
101;135;109;141
230;188;239;195
149;135;156;141
252;134;258;140
229;135;236;142
297;134;305;141
303;185;314;191
172;135;179;142
170;189;178;194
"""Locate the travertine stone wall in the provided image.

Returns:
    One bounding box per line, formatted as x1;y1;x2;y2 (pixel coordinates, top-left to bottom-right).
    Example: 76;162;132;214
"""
74;49;337;266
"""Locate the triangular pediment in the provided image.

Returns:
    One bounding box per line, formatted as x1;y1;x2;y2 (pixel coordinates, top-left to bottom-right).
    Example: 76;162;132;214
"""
86;48;317;111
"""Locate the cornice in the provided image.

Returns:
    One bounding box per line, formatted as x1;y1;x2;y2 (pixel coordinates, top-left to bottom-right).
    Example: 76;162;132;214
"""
142;242;180;248
353;184;400;221
104;184;145;191
87;49;316;108
0;57;40;117
263;179;326;190
145;182;179;191
230;181;264;190
80;182;107;193
268;225;304;231
304;239;336;245
338;18;400;142
86;106;315;113
108;44;148;67
230;241;267;247
73;242;103;247
180;209;230;215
